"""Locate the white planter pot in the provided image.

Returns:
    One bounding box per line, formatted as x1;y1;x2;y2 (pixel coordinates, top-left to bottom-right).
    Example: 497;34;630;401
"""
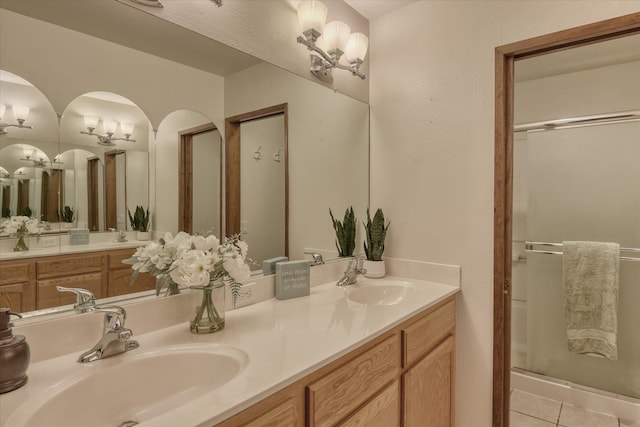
62;222;74;230
136;231;150;241
363;260;385;278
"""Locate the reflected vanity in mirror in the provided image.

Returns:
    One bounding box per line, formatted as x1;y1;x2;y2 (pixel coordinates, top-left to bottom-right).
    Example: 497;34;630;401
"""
0;3;369;319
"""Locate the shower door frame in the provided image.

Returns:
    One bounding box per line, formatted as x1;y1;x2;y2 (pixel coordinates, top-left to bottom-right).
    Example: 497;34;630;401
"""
492;12;640;427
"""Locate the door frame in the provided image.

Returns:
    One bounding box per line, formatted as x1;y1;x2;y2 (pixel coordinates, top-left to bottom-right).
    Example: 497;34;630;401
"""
225;103;289;256
492;12;640;427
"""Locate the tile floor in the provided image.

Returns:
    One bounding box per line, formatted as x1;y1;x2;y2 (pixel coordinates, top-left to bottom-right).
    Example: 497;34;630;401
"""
510;389;640;427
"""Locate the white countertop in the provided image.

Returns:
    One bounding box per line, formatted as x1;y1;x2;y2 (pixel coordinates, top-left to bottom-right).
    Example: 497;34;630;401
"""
0;275;459;427
0;240;145;260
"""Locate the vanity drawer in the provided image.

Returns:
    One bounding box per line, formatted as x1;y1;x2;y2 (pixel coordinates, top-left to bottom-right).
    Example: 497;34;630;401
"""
108;269;156;297
307;334;401;427
37;253;107;279
403;299;455;367
108;249;138;270
0;260;34;285
37;272;106;309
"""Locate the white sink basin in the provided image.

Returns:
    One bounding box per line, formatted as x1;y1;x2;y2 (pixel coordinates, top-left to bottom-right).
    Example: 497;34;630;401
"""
9;344;248;427
345;278;416;306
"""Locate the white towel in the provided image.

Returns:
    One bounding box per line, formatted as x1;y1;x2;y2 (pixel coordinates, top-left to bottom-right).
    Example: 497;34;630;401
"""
562;241;620;361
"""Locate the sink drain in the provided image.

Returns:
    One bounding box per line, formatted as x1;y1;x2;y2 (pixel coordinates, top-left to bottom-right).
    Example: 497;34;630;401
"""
118;421;139;427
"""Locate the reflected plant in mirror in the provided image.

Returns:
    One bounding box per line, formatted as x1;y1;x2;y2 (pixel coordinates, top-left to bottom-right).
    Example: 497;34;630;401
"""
330;207;357;257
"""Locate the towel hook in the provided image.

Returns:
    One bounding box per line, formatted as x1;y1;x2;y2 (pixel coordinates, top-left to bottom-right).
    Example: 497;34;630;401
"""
253;146;262;161
273;147;284;163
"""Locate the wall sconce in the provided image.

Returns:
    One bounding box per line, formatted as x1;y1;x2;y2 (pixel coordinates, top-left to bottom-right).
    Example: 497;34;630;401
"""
20;148;49;167
81;115;136;146
0;104;33;134
296;0;368;82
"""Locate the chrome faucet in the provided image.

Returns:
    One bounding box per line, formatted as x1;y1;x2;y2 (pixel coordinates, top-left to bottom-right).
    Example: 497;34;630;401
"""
336;256;367;287
109;228;127;242
56;286;96;313
56;286;139;362
307;252;325;266
78;305;139;363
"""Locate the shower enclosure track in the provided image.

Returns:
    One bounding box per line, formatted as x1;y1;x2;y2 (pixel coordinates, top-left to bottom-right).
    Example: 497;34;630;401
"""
524;241;640;262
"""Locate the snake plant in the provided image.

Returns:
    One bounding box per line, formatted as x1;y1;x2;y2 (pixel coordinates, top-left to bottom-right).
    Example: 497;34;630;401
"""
364;208;390;261
59;205;75;223
128;205;150;232
330;207;357;257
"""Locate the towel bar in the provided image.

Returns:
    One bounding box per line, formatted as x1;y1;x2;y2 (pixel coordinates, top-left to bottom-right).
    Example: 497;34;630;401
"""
524;241;640;262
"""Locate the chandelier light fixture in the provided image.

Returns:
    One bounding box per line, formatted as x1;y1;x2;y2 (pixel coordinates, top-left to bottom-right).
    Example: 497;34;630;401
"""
0;104;32;134
81;115;136;146
296;0;368;82
20;148;49;167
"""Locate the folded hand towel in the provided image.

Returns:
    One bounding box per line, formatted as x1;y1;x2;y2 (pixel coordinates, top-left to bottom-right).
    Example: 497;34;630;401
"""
562;241;620;361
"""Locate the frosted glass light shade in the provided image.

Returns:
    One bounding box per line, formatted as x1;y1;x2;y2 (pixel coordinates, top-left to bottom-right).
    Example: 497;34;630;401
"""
297;0;327;35
0;104;5;120
345;32;369;62
23;147;34;159
103;119;118;134
84;115;99;130
120;122;134;136
12;106;30;121
323;21;351;54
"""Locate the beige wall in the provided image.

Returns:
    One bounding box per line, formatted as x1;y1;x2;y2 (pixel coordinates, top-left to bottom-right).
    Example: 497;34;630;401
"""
368;2;640;426
122;0;370;103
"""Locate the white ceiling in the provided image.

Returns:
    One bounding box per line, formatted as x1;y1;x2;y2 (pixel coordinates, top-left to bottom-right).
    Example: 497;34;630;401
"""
344;0;417;20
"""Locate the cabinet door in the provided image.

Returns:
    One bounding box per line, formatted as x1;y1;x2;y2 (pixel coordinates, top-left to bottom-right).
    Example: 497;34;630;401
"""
244;396;302;427
37;272;105;309
307;334;400;427
108;269;156;297
338;380;400;427
403;336;455;427
0;282;36;312
0;260;36;312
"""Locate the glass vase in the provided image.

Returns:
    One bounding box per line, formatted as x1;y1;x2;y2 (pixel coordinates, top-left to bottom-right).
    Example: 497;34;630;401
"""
13;232;28;252
190;279;225;334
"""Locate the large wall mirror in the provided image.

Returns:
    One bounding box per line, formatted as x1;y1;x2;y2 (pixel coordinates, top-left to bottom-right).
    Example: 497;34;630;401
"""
0;3;369;317
493;14;640;427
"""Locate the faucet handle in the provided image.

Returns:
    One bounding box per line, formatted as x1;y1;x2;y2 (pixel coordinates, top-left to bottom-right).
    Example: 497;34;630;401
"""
93;305;127;330
56;286;96;312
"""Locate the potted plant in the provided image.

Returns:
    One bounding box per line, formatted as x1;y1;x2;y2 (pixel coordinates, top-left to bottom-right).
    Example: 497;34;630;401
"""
59;205;75;229
330;207;356;257
363;208;390;278
128;205;150;241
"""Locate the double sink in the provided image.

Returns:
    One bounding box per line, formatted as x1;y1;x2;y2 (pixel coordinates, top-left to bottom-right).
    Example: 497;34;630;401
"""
5;278;422;426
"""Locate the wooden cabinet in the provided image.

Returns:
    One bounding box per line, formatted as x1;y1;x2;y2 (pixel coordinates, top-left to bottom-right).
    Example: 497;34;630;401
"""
307;334;400;427
215;296;456;427
401;300;456;427
403;336;455;427
0;260;36;312
107;249;155;297
0;247;154;312
36;254;107;309
338;380;400;427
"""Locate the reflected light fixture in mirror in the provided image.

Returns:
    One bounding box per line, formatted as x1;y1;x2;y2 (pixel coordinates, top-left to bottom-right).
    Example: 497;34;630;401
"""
296;0;368;81
0;104;32;134
20;148;49;167
81;115;136;146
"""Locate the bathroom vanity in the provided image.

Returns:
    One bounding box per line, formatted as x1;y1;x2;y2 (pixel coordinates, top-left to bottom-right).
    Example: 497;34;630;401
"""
0;245;155;312
0;260;459;427
218;296;455;427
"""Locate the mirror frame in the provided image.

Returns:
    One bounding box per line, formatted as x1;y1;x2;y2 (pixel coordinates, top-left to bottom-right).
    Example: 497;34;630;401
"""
225;103;289;257
178;122;221;234
492;12;640;427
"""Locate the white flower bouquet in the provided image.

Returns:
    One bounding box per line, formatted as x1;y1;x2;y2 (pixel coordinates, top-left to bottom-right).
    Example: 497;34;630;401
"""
123;231;251;303
1;216;42;236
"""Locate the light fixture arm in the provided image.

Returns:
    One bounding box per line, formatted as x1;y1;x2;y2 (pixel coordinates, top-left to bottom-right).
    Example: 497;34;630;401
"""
81;129;136;146
0;121;33;134
296;36;366;80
